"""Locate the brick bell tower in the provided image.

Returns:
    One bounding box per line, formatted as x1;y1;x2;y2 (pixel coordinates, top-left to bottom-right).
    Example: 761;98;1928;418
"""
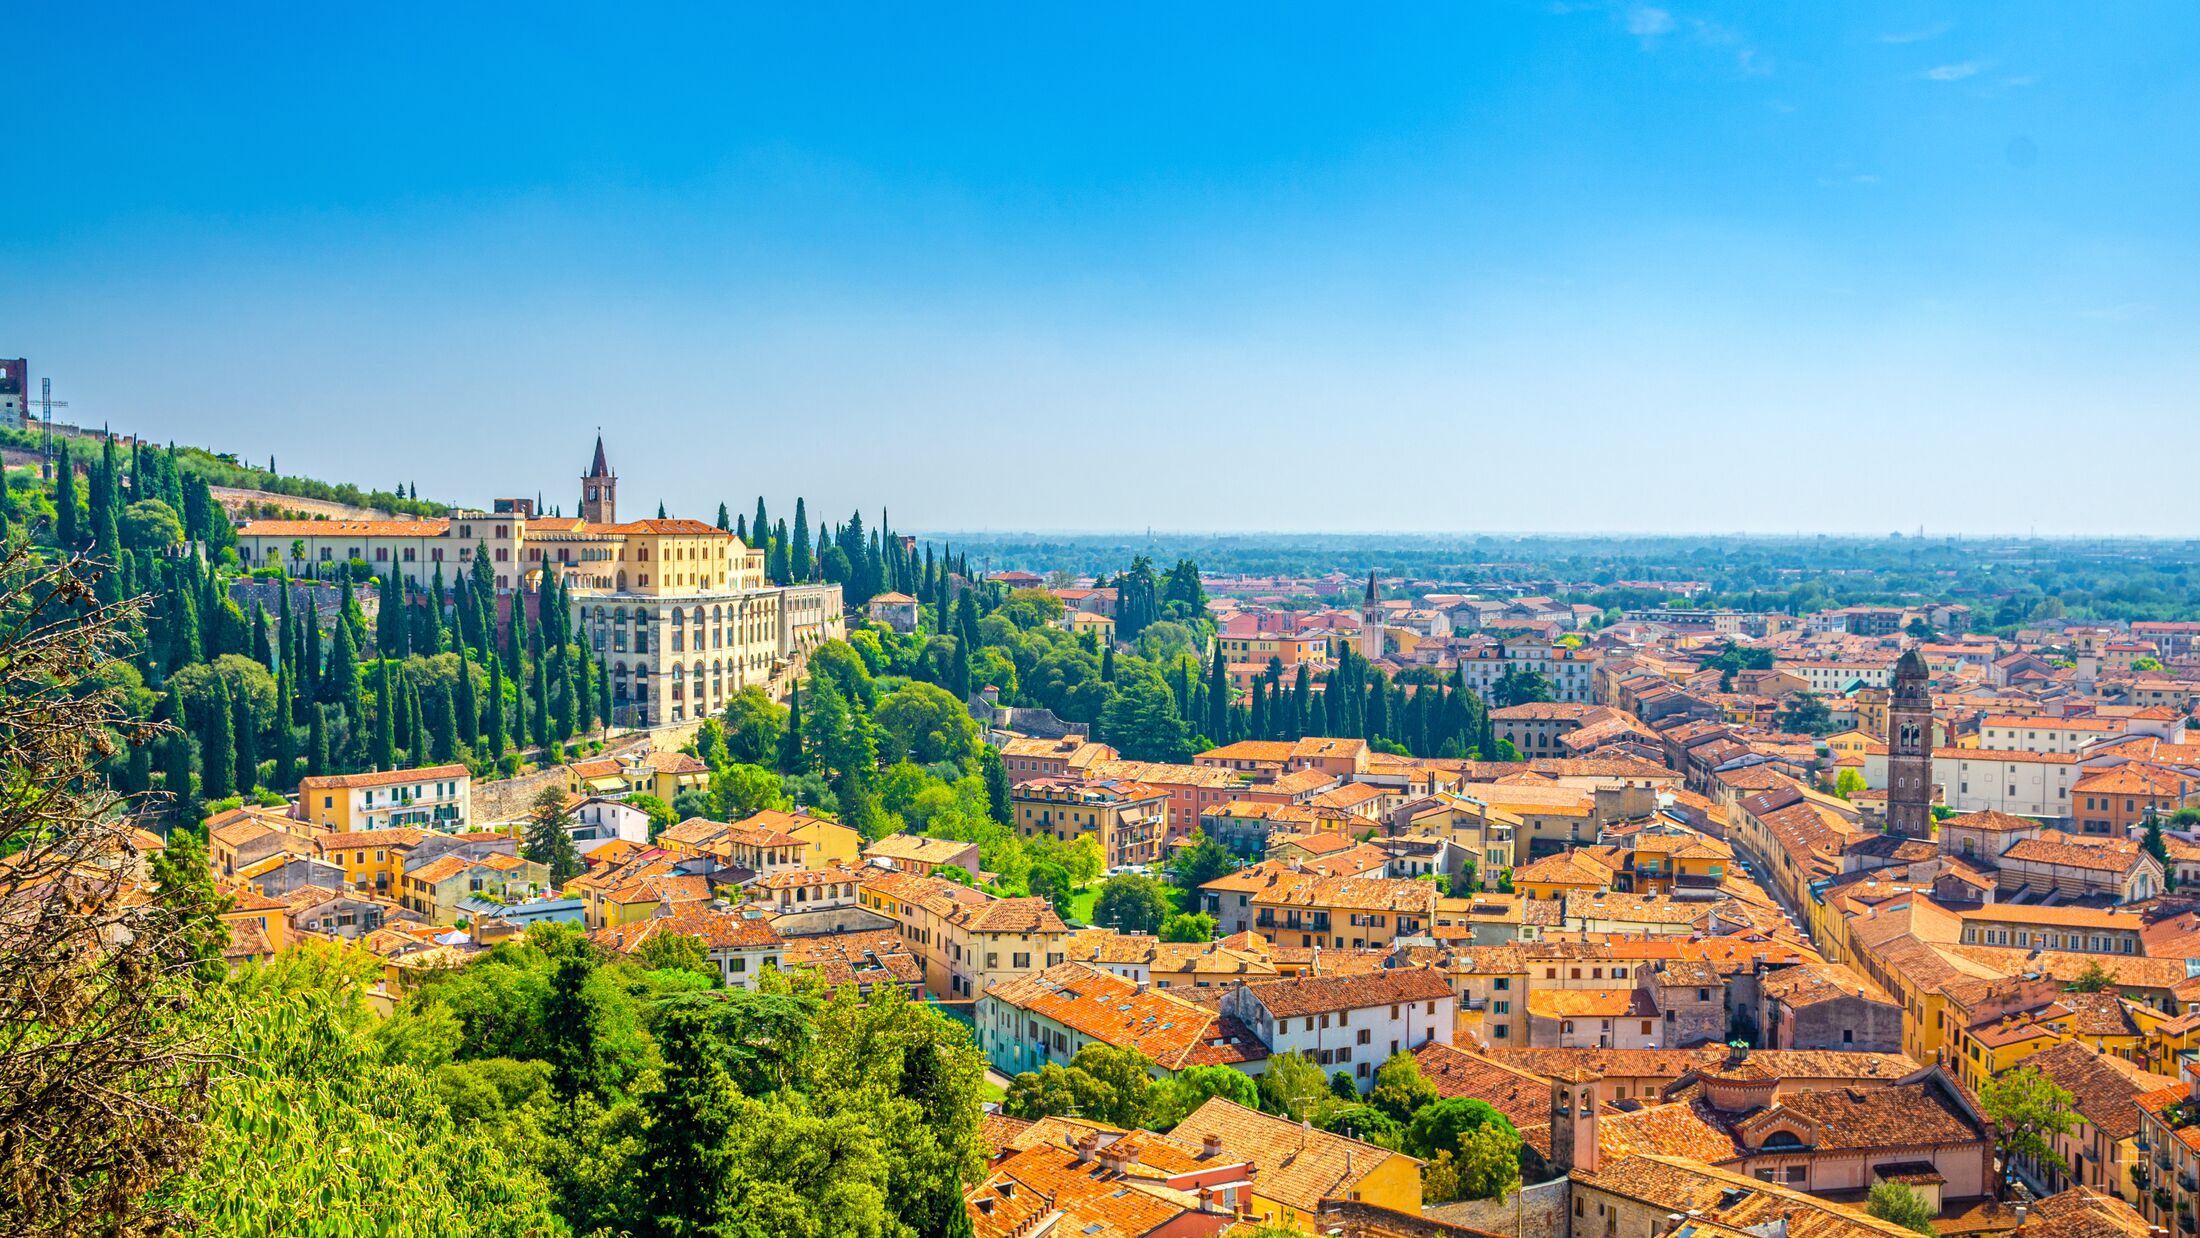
1886;647;1934;837
580;433;617;524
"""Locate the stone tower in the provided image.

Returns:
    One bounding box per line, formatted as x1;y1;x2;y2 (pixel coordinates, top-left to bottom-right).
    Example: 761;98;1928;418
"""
1549;1071;1601;1174
580;434;617;524
1358;570;1385;661
1886;647;1934;837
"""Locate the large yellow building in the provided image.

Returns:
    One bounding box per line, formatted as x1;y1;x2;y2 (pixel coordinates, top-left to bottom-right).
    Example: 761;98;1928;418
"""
236;437;846;727
293;763;472;833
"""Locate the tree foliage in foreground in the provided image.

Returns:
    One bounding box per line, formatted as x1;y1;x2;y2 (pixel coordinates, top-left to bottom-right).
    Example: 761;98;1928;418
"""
0;547;225;1235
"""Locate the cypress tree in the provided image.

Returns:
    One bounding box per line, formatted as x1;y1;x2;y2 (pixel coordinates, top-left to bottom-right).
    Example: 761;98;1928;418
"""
486;656;508;758
54;440;78;548
162;734;197;818
505;601;526;706
121;743;152;798
1205;646;1230;739
716;502;730;531
454;574;479;650
792;498;811;581
274;670;297;789
424;565;447;653
337;571;361;647
325;608;358;709
950;638;972;699
454;630;480;746
251;603;273;670
302;603;323;702
371;663;395;770
231;687;258;793
431;684;458;762
200;683;237;801
168;578;204;670
752;499;769;558
735;514;747;544
307;704;328;778
570;640;593;732
778;682;805;774
376;571;402;655
408;677;427;763
532;645;551;748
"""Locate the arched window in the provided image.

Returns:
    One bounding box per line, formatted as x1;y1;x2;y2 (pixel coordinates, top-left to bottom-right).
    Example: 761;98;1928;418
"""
1760;1130;1804;1150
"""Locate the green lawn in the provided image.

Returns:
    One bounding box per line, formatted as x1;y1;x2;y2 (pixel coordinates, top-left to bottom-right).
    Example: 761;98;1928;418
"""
1067;878;1189;929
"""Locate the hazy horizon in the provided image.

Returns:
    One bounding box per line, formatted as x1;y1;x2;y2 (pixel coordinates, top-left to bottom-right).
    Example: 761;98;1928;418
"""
12;3;2199;535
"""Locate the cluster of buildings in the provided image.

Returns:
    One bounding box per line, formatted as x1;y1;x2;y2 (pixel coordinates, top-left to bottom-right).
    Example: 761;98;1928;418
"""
165;540;2200;1238
233;438;844;727
938;577;2200;1238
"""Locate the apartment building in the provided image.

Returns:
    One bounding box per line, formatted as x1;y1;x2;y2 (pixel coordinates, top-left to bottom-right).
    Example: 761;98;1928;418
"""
293;763;471;833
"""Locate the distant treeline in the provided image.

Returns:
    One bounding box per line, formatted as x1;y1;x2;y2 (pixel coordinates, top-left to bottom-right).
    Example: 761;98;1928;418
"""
0;425;447;518
932;530;2200;632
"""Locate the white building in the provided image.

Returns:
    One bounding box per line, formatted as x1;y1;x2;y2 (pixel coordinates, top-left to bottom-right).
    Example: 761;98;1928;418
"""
1457;635;1600;704
1219;967;1456;1089
1933;748;2081;820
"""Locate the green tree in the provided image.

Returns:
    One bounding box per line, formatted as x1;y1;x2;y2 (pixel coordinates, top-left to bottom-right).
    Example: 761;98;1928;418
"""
626;793;679;835
2065;960;2119;993
1834;767;1866;800
712;763;793;821
1256;1051;1330;1120
1418;1106;1521;1200
1371;1051;1439;1124
873;680;980;766
634;931;717;983
1491;667;1555;708
1867;1182;1938;1236
1096;674;1194;762
1777;691;1836;736
630;1003;745;1236
523;785;584;887
719;686;787;765
1145;1064;1260;1128
1315;1102;1403;1149
198;679;238;801
156;946;561;1237
1159;911;1217;942
1091;874;1171;933
1167;830;1237;891
1978;1065;2077;1182
1003;1044;1154;1128
980;744;1013;826
2145;813;2175;890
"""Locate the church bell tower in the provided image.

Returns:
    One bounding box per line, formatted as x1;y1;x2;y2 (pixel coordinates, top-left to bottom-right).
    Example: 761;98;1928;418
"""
1886;647;1934;837
580;434;617;524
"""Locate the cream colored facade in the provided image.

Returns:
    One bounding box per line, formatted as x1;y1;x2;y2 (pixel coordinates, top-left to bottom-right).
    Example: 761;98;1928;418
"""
236;442;846;727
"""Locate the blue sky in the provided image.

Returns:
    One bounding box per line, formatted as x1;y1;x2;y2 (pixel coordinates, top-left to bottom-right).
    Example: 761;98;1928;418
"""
10;3;2198;534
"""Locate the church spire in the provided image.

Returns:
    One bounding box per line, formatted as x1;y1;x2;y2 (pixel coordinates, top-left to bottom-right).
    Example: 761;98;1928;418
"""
580;433;617;523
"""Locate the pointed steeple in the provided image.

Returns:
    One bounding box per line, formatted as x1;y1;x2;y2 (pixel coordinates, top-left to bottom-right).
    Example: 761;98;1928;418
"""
579;433;617;523
1364;569;1379;604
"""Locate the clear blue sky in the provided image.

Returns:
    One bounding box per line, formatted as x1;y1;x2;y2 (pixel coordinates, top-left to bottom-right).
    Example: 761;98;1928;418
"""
11;3;2198;534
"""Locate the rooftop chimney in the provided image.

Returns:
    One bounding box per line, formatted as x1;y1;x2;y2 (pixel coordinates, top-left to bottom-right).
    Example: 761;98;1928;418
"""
1202;1134;1223;1157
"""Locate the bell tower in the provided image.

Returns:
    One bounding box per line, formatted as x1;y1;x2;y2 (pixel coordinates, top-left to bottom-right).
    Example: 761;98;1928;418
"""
1886;647;1934;837
1358;570;1385;660
580;433;617;524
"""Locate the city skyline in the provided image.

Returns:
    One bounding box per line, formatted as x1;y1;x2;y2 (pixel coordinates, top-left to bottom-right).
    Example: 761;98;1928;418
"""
10;3;2199;534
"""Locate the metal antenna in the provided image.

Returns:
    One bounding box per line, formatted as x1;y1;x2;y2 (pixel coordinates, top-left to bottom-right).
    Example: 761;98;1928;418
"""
33;378;68;479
